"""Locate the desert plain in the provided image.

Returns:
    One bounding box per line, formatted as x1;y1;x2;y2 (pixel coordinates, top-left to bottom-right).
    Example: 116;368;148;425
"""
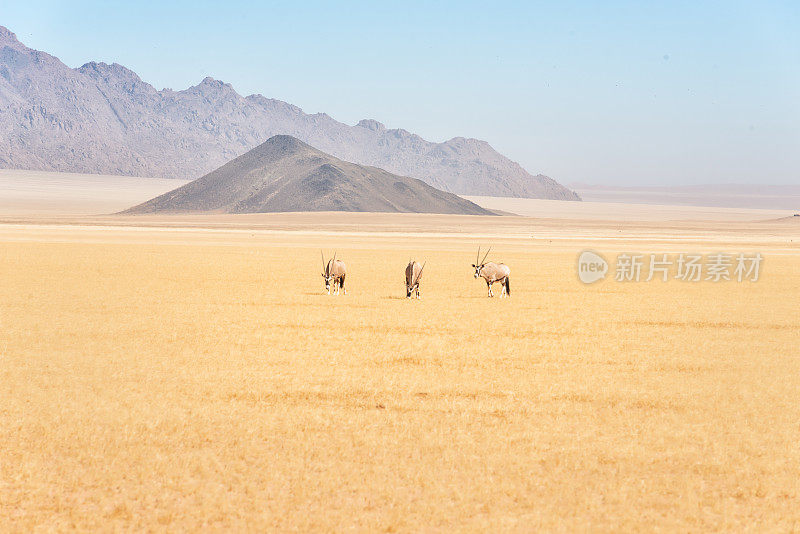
1;170;799;531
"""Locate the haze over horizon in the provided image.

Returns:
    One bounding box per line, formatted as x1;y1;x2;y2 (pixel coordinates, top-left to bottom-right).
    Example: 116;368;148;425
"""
1;0;798;186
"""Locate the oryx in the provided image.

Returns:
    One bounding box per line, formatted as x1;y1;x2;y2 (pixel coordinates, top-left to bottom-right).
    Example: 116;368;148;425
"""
405;260;425;299
321;251;347;295
472;246;510;297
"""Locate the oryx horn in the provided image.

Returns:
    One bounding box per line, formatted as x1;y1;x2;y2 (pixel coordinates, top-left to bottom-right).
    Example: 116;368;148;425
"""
480;246;492;265
414;261;426;285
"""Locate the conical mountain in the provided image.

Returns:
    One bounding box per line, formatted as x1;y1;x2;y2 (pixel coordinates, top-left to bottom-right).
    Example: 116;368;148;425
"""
125;136;493;215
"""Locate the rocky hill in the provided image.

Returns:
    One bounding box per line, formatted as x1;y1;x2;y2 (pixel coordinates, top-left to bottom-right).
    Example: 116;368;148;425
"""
125;135;493;215
0;25;579;200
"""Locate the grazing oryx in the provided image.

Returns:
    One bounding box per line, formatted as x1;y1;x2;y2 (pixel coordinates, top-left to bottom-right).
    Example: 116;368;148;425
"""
472;246;511;297
405;260;425;299
321;251;347;295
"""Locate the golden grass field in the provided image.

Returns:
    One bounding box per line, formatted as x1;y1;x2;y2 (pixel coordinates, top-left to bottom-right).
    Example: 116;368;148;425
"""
1;182;799;530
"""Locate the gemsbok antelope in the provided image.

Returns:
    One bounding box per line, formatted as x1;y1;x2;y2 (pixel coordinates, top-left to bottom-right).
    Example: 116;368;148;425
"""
321;251;347;295
405;260;425;299
472;246;511;297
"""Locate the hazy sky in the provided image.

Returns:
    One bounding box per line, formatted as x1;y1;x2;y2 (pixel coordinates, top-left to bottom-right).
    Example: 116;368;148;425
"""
1;1;798;185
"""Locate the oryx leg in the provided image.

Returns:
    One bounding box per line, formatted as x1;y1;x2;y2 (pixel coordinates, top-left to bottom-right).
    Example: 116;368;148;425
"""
340;275;346;295
486;279;493;297
500;278;507;297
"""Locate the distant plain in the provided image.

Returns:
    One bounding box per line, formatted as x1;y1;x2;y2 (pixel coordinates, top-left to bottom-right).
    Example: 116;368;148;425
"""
573;183;800;210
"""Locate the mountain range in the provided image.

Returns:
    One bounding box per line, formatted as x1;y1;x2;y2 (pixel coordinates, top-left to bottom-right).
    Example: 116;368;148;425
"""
126;135;492;215
0;25;579;200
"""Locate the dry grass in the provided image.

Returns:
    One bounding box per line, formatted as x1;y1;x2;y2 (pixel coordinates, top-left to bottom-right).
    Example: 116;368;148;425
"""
1;222;799;531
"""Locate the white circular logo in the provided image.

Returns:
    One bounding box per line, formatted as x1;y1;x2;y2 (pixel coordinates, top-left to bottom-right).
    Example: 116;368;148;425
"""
577;250;608;284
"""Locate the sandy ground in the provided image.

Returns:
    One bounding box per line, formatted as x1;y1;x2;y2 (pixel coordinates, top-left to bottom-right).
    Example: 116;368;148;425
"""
1;171;800;530
1;170;797;251
0;169;189;216
3;169;797;223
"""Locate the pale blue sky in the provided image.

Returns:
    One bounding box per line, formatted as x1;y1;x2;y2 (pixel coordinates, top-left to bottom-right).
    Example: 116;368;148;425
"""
1;1;798;185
